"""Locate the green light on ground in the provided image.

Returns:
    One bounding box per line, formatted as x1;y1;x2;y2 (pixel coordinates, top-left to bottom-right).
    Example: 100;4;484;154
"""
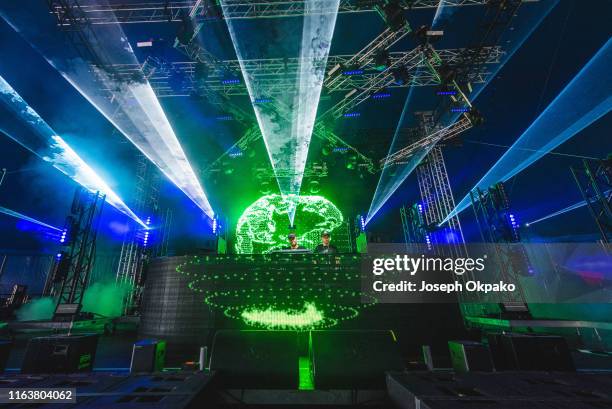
241;302;324;330
235;194;343;254
299;356;315;390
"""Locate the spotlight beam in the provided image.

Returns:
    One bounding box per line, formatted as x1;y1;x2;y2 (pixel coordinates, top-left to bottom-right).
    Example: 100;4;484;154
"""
0;75;147;228
0;7;214;219
220;0;339;223
0;205;62;232
526;190;612;226
442;37;612;225
366;0;559;224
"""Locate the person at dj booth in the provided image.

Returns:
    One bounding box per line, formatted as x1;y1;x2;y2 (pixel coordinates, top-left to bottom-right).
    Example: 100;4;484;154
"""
286;233;306;250
314;231;338;254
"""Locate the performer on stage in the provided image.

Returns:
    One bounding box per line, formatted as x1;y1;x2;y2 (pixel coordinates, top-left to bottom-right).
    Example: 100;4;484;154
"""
286;233;306;250
315;231;338;254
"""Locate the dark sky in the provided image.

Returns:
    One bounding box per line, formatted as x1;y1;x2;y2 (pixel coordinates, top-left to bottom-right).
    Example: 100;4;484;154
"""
0;0;610;252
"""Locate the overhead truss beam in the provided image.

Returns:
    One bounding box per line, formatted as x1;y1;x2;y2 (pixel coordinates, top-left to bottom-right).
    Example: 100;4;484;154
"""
49;0;492;25
106;47;501;97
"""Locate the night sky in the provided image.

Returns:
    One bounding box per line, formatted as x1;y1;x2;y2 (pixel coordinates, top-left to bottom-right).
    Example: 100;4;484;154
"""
0;0;610;253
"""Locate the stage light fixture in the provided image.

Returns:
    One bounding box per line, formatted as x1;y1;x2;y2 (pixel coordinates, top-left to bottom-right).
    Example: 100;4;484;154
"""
220;0;340;224
375;1;406;31
366;1;560;225
193;62;209;81
341;68;364;76
372;91;392;99
221;78;240;85
392;66;411;85
176;14;195;45
0;76;147;228
374;50;390;71
442;37;612;224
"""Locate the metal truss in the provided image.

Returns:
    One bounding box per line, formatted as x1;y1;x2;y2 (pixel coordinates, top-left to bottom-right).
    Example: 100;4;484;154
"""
400;204;428;247
321;45;500;121
55;188;106;309
470;182;530;304
49;0;491;25
413;113;465;255
106;47;497;98
252;161;329;180
202;120;376;177
571;159;612;244
116;154;162;315
380;116;472;167
325;25;412;91
417;147;465;234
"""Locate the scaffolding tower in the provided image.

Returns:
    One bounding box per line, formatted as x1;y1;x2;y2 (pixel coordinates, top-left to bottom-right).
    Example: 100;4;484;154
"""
53;187;106;319
571;157;612;244
414;112;466;258
470;182;529;309
115;154;164;315
399;203;428;251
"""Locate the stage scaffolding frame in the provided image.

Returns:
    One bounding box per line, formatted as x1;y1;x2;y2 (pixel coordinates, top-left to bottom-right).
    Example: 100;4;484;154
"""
115;154;167;315
55;189;106;310
470;183;528;306
48;0;492;25
571;158;612;244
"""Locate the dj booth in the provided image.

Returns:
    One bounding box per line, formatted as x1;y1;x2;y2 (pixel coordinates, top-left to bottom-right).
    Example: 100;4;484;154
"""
139;253;467;385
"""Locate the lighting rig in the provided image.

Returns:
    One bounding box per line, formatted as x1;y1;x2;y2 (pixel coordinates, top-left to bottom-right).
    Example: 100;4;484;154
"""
46;187;106;321
115;155;171;316
414;113;467;258
469;182;531;312
110;47;496;98
48;0;492;25
369;0;527;227
399;203;429;250
571;157;612;244
84;0;500;180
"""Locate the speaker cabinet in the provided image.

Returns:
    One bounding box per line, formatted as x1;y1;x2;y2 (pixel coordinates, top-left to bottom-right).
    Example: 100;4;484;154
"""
130;339;166;373
311;330;404;389
448;340;494;372
0;340;12;372
210;330;299;389
21;334;98;373
488;333;574;371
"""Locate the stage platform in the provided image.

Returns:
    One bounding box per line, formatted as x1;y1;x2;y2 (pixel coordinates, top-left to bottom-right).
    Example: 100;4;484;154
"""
0;371;214;408
387;370;612;409
0;369;611;408
6;318;115;333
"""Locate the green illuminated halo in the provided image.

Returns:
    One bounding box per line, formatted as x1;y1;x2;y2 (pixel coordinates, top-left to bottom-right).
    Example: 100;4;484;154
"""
235;194;343;254
241;303;323;329
176;253;377;330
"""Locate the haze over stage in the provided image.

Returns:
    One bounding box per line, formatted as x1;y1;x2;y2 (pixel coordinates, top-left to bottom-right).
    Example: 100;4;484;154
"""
0;1;610;407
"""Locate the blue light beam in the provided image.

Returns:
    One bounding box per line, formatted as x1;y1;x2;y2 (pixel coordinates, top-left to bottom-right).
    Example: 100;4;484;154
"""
0;75;147;228
443;37;612;224
220;0;339;223
526;190;612;227
0;6;214;219
366;1;560;225
0;205;62;232
366;79;419;225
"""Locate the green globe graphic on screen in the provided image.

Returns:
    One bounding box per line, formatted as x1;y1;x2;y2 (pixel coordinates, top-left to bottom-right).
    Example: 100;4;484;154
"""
235;194;344;254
